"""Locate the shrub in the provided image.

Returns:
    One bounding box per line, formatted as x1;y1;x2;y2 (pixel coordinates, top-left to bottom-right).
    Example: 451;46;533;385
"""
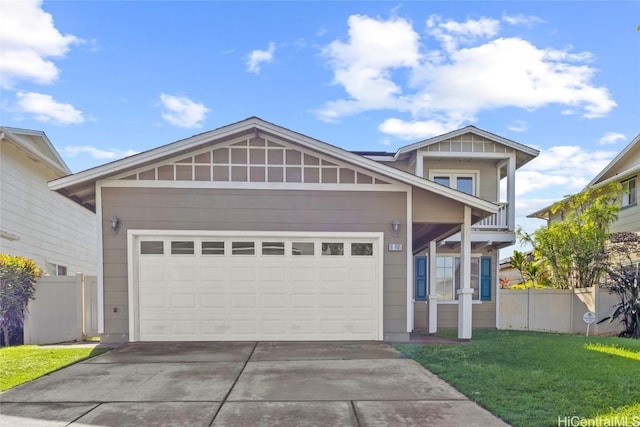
600;232;640;338
0;254;42;346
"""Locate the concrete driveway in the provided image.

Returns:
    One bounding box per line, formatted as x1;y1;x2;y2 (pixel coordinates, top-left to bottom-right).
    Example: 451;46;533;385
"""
0;341;509;426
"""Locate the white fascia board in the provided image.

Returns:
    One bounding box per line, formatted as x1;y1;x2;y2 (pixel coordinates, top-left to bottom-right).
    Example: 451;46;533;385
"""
588;134;640;186
256;122;498;213
1;127;70;176
395;126;539;158
48;117;499;215
49;120;259;190
528;156;640;219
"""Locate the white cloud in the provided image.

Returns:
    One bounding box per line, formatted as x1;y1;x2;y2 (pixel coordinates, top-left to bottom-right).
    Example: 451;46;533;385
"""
0;0;82;88
16;92;84;125
378;117;461;140
502;13;545;27
159;94;210;128
507;120;528;132
318;14;617;139
515;145;616;196
427;15;500;53
63;145;137;160
316;15;420;121
246;42;276;74
598;131;626;145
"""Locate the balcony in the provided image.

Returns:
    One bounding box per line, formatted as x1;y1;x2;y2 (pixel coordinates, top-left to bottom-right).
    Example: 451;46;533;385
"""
473;203;509;230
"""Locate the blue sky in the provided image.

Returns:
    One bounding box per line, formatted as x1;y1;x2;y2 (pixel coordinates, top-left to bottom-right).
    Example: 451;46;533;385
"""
1;0;639;254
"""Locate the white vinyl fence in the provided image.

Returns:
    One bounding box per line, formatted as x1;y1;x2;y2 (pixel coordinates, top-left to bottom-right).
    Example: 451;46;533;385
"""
23;274;98;345
499;286;623;336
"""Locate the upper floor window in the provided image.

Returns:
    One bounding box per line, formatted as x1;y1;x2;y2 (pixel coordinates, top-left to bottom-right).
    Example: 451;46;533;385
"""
622;177;637;207
430;171;478;196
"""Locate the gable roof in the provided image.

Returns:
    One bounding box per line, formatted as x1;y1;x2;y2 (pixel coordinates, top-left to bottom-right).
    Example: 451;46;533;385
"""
394;125;539;168
0;126;71;176
588;133;640;186
529;133;640;220
49;117;499;217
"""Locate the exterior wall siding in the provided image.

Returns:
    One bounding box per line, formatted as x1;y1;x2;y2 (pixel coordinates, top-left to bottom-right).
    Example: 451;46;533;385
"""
614;202;640;233
0;142;97;275
422;159;500;202
101;187;408;339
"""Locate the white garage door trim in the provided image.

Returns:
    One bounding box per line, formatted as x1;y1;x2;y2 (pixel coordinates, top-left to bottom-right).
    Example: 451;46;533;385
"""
127;230;384;341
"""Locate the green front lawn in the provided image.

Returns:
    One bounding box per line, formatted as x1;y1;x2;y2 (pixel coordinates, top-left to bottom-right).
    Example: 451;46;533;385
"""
396;330;640;427
0;345;109;392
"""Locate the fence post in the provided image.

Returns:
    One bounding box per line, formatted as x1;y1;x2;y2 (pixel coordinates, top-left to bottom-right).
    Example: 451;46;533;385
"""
80;273;86;338
527;287;532;331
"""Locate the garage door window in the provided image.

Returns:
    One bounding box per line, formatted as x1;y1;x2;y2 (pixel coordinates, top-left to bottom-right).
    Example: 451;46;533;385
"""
292;242;314;256
140;241;164;255
171;241;195;255
262;242;285;255
202;241;225;255
352;243;373;256
232;241;255;255
322;242;344;255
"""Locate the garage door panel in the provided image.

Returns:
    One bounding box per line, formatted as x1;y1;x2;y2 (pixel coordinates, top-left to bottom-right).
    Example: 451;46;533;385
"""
260;293;287;308
170;266;196;281
319;267;346;281
200;293;227;308
231;320;257;335
230;267;256;281
291;294;315;308
170;293;197;308
260;267;287;281
290;267;316;281
199;266;226;281
136;234;380;341
139;263;165;281
231;294;256;308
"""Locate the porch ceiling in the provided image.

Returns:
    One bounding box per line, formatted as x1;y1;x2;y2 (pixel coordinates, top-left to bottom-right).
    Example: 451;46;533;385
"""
412;223;461;254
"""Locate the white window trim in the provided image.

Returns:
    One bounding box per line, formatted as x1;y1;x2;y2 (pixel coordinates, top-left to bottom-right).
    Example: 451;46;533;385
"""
431;253;484;303
45;259;68;276
621;176;637;208
428;169;479;196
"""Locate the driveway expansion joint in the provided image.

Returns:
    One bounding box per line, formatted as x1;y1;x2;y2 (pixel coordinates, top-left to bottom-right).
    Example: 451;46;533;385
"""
208;341;258;426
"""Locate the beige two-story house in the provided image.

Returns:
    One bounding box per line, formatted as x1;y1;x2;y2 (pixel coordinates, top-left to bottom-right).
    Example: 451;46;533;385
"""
362;127;538;334
529;133;640;245
49;117;538;343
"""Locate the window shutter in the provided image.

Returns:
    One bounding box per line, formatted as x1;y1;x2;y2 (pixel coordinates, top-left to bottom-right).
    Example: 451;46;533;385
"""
415;256;427;301
480;256;492;301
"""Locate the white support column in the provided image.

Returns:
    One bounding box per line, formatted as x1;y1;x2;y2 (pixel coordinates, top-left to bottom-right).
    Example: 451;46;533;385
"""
415;152;424;178
457;206;473;339
406;189;414;334
507;154;516;231
95;181;104;334
428;240;438;334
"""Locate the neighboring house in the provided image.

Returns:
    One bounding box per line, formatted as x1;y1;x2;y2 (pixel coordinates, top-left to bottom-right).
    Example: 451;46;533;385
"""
0;127;97;276
498;258;524;287
49;117;538;343
529;133;640;241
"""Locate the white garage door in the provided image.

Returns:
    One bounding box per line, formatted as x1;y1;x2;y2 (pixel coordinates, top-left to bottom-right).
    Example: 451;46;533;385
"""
130;232;382;341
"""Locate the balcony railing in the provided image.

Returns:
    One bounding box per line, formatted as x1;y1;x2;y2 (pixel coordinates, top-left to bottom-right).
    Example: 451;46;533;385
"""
473;203;509;230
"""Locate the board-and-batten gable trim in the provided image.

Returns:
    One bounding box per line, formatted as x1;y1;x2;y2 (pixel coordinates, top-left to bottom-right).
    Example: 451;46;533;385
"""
49;117;499;214
101;180;410;192
395;125;540;158
106;131;403;187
